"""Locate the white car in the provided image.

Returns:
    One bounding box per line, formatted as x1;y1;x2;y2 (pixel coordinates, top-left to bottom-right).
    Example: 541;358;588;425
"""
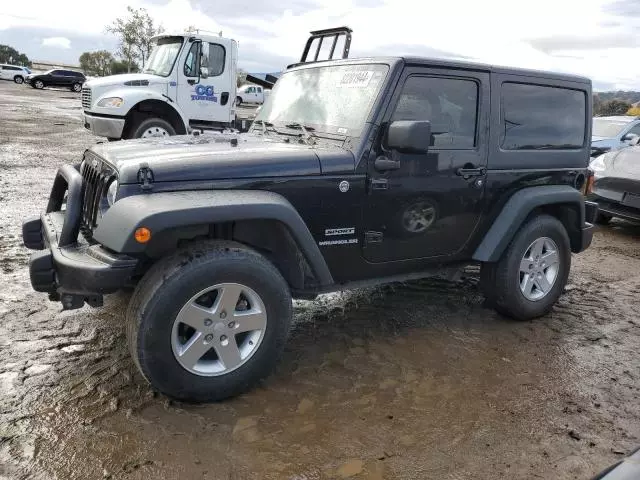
236;84;270;105
0;64;31;84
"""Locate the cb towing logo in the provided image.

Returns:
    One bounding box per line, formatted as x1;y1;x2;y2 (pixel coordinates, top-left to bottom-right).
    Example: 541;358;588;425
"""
191;85;218;102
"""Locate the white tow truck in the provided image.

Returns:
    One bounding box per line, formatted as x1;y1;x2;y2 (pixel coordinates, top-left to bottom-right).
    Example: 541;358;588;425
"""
81;27;352;140
81;31;238;140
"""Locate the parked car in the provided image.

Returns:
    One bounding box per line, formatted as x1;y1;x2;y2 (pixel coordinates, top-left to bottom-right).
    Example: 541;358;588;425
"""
590;446;640;479
21;28;597;403
0;64;31;84
587;136;640;223
25;69;86;92
591;115;640;158
236;84;269;105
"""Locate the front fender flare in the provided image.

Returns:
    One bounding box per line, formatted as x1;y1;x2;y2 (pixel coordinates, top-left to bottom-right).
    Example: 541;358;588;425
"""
472;185;586;262
93;190;333;286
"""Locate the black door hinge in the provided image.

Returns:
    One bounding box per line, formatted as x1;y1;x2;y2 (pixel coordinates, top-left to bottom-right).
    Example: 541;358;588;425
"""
370;178;388;190
137;163;154;190
365;231;383;243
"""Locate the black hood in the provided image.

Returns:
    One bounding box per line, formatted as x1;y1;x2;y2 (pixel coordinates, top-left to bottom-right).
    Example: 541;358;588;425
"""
89;133;355;184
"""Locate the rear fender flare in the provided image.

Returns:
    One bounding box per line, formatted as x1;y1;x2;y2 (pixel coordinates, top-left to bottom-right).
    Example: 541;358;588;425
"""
472;185;585;262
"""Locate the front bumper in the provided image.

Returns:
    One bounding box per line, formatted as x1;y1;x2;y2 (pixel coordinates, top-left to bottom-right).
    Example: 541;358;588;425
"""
22;164;137;309
83;111;125;139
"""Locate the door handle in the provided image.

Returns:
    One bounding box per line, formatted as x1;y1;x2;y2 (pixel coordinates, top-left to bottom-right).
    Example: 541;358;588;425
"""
187;79;197;85
456;166;486;179
374;156;400;171
221;92;229;106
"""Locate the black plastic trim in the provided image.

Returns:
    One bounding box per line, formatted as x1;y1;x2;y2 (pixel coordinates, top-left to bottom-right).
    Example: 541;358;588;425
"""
93;190;334;286
46;164;83;247
83;111;126;120
472;185;588;262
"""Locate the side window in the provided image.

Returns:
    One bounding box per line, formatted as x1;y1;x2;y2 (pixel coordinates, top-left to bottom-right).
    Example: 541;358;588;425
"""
257;87;262;93
501;83;586;150
626;124;640;137
206;43;225;77
183;42;198;77
392;75;478;149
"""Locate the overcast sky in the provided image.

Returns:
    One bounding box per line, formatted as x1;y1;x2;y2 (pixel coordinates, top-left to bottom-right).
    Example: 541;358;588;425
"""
1;0;639;91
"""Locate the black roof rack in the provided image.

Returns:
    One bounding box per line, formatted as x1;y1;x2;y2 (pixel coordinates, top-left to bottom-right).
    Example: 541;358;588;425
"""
286;26;352;70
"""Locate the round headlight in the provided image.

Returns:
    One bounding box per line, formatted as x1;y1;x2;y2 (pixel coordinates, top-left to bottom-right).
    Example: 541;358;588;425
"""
106;180;118;206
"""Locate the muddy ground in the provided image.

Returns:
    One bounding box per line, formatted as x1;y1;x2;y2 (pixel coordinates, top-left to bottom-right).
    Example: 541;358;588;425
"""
0;81;639;480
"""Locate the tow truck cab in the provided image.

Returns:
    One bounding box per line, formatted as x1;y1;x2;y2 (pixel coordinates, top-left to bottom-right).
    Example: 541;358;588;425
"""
81;32;238;140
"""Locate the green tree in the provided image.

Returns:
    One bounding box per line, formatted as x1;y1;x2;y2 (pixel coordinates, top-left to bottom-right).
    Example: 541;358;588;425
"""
79;50;115;76
597;99;632;116
110;59;139;74
0;45;31;66
106;6;163;72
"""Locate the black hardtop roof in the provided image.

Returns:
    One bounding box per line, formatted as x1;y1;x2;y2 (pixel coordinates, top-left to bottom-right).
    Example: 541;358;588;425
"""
287;55;591;84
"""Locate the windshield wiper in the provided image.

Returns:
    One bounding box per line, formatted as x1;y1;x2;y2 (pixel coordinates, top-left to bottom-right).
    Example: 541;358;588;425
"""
284;123;317;145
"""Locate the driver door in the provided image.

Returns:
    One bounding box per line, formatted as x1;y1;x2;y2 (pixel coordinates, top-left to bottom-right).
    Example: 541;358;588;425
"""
177;41;233;124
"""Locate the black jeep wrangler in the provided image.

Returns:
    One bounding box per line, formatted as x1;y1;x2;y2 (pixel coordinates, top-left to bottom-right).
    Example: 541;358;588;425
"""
22;29;598;402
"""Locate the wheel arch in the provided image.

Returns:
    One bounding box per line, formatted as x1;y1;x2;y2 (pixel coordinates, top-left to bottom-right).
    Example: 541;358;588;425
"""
123;98;189;137
472;185;587;262
93;190;334;290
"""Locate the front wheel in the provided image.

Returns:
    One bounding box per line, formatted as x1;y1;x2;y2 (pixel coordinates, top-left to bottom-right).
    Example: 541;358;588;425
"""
480;214;571;320
130;117;176;139
126;241;292;402
34;80;44;89
72;82;82;92
14;76;24;84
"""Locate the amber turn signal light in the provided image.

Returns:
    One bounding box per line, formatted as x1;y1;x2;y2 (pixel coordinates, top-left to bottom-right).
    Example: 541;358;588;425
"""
134;227;152;243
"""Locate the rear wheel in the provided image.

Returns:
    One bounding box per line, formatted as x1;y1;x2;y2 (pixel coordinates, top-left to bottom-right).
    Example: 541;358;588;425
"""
126;241;292;402
71;82;82;92
480;214;571;320
13;75;24;84
130;117;176;139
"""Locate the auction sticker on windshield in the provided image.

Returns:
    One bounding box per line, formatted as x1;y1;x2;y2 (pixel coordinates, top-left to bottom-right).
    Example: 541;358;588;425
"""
339;71;374;88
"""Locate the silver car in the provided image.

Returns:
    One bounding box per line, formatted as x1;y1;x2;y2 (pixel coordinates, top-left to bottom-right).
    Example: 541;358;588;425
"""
591;115;640;157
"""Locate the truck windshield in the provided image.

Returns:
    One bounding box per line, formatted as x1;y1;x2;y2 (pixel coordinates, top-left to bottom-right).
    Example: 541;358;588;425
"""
592;118;630;138
255;64;389;136
144;37;184;77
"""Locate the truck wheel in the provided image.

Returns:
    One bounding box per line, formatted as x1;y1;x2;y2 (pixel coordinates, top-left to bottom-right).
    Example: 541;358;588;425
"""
480;214;571;320
131;117;176;139
126;241;292;402
14;75;24;84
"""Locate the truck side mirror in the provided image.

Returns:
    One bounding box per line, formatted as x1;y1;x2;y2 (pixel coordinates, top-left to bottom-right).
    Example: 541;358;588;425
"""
386;120;432;153
622;132;639;144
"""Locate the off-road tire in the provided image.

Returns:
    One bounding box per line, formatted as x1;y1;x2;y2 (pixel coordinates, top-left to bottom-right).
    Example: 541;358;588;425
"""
126;240;292;402
596;213;612;225
480;214;571;320
130;117;176;139
14;75;24;84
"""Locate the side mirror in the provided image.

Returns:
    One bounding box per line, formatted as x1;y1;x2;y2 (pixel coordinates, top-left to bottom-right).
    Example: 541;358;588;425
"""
622;133;639;144
386;120;432;153
632;136;640;146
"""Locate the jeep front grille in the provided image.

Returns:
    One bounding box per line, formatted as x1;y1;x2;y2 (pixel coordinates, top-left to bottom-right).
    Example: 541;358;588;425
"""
81;86;92;109
80;153;115;236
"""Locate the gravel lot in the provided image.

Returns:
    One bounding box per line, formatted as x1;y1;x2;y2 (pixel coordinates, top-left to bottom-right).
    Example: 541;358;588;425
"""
1;80;639;480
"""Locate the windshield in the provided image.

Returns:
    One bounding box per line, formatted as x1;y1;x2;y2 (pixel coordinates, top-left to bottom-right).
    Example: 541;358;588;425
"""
592;118;630;138
255;64;389;136
144;36;184;76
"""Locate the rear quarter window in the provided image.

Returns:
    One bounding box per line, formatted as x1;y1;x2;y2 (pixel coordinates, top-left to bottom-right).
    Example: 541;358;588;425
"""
501;82;586;150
